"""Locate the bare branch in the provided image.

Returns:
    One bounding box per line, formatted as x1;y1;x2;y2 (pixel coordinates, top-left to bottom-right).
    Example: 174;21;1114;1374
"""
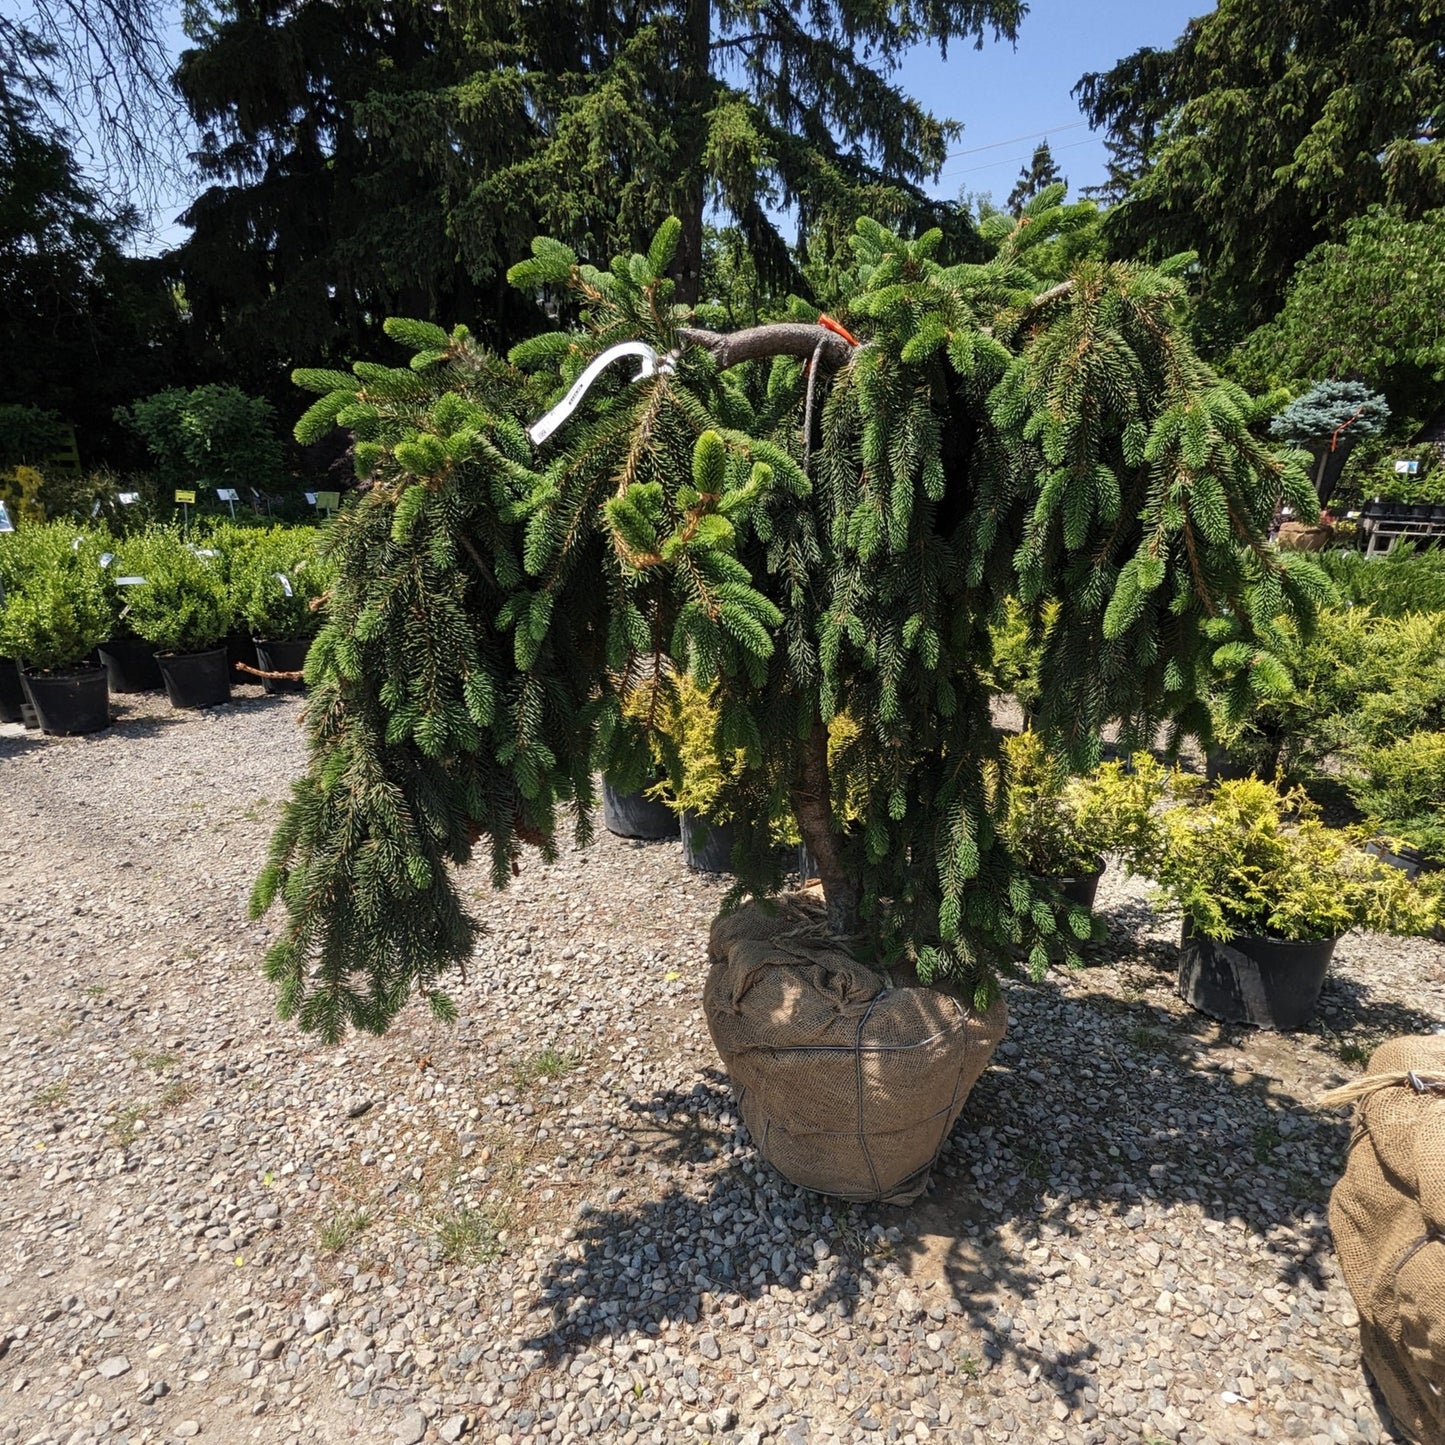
678;322;855;371
1;0;187;228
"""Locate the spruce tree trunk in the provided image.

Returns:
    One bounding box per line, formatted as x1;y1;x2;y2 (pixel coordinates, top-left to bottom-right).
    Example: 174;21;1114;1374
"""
670;0;711;306
790;720;861;937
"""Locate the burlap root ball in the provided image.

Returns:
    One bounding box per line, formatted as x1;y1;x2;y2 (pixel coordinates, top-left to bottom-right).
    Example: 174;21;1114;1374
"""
704;892;1007;1205
1328;1035;1445;1445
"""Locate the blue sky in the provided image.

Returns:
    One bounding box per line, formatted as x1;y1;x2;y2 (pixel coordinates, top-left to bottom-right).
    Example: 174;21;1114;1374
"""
903;0;1209;204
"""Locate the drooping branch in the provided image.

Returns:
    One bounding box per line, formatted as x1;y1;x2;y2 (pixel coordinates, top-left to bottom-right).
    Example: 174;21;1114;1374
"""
678;323;855;372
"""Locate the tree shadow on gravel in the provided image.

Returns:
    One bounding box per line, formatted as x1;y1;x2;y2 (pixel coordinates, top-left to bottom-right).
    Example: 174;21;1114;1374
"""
0;731;46;758
520;956;1443;1420
107;711;190;736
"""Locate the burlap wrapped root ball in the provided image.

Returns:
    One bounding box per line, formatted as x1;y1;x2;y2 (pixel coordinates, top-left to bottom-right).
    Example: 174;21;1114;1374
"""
1326;1035;1445;1445
704;892;1008;1205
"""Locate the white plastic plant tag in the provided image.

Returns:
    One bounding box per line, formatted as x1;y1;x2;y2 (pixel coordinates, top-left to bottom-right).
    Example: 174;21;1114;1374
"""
117;491;139;504
275;572;294;597
216;487;240;501
528;341;674;446
0;501;12;532
305;492;318;505
193;548;219;558
91;499;102;517
115;576;146;586
99;553;114;568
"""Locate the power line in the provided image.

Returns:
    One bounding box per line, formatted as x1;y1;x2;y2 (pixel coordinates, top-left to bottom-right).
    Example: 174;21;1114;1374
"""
940;134;1097;182
942;119;1089;161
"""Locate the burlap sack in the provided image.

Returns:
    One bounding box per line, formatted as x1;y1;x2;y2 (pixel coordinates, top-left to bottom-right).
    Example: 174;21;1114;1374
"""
704;893;1008;1205
1326;1036;1445;1445
1277;520;1334;551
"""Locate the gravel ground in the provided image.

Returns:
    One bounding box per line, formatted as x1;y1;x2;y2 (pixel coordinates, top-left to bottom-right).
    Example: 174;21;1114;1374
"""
2;688;1443;1445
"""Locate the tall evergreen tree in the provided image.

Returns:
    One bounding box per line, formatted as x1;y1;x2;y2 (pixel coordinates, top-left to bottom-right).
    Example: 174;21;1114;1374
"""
173;0;1022;388
1077;0;1445;345
250;198;1327;1041
1006;140;1063;215
0;53;179;459
172;0;499;391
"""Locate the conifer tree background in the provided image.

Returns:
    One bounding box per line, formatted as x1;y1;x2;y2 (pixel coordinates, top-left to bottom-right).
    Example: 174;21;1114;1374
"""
1077;0;1445;344
173;0;1024;384
1006;141;1064;215
253;201;1329;1043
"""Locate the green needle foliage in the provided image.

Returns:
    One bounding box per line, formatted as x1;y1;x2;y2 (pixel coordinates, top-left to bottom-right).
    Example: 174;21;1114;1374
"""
255;202;1331;1041
1078;0;1445;342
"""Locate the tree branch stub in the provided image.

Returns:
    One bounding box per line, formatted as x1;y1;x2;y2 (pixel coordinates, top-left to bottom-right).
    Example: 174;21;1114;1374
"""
678;323;855;372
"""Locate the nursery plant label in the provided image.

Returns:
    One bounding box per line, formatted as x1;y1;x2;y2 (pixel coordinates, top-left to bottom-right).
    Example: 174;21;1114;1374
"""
216;487;240;501
115;576;146;586
1395;459;1420;475
175;489;196;504
305;492;318;505
0;501;12;532
91;499;102;517
275;573;294;597
99;553;113;568
315;490;340;510
117;492;139;505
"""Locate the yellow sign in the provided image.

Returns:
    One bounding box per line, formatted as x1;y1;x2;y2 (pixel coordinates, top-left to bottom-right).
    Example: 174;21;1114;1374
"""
175;489;196;504
315;490;341;510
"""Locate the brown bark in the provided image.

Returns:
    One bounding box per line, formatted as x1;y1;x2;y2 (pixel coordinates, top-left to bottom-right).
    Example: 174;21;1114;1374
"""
669;0;711;306
678;323;855;372
790;721;860;937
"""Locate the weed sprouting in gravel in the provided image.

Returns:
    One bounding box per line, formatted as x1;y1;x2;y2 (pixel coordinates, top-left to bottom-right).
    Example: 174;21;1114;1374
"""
108;1106;144;1148
1252;1121;1282;1164
1125;1023;1164;1053
1335;1029;1389;1068
434;1204;503;1266
132;1050;178;1073
319;1208;374;1253
513;1048;577;1086
31;1079;68;1110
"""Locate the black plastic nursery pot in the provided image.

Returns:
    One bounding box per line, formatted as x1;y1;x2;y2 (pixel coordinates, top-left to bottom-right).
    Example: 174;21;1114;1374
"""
1177;918;1336;1031
225;628;254;680
602;779;677;840
21;665;110;736
156;647;232;709
1205;745;1280;783
97;634;164;693
1365;839;1426;880
0;658;25;724
1042;855;1106;912
253;638;311;696
681;811;738;873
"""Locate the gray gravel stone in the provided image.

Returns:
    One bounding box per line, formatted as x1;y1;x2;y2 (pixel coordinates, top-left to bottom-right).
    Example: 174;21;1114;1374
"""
0;689;1436;1445
394;1406;427;1443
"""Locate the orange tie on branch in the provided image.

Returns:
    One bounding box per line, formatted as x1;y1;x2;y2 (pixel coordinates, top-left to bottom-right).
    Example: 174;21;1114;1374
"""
817;314;859;347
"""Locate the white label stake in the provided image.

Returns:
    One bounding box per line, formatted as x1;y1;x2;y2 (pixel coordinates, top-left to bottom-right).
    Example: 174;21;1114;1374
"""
528;342;674;446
